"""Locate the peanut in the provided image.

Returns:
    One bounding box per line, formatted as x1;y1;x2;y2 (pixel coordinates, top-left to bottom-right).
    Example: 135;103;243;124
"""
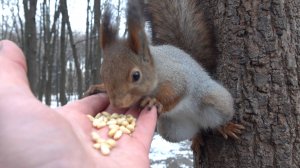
88;112;137;156
120;126;131;134
102;111;110;116
111;113;119;119
117;118;126;125
106;119;117;125
87;115;94;122
113;130;123;140
126;124;135;132
100;143;111;156
106;139;117;148
93;119;106;129
95;113;101;119
93;143;101;149
108;124;120;130
108;127;119;138
91;132;101;141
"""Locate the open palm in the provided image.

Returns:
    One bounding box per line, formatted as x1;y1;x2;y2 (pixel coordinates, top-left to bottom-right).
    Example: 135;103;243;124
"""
0;40;157;168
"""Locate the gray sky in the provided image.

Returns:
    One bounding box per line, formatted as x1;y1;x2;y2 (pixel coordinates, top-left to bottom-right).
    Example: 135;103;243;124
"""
68;0;126;33
0;0;126;34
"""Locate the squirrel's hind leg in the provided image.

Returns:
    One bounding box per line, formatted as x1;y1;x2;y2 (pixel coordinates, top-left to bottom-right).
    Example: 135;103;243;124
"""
217;122;245;139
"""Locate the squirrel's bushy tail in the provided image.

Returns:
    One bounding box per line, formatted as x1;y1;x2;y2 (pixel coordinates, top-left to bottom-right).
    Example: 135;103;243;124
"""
145;0;217;73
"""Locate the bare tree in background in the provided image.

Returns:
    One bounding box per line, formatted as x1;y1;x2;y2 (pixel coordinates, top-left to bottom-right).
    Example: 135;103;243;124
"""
23;0;38;95
39;0;60;104
60;0;83;98
59;0;67;105
45;0;60;105
0;0;123;102
91;0;102;84
85;0;91;90
16;0;24;46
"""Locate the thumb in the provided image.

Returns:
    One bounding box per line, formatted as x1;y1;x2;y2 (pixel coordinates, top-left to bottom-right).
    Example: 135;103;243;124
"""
0;40;33;97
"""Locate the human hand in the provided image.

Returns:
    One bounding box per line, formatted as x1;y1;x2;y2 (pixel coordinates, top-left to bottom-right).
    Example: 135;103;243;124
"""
0;40;157;168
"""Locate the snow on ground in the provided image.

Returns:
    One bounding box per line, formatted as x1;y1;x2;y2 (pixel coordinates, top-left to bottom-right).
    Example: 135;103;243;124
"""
150;134;193;168
48;96;193;168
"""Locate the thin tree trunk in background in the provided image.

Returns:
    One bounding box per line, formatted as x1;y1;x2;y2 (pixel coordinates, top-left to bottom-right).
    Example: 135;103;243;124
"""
59;7;67;105
193;0;300;167
91;0;101;84
88;14;94;85
66;23;83;98
23;0;38;95
60;0;83;98
16;0;24;47
1;1;8;39
38;2;45;100
45;28;58;105
45;0;60;105
39;0;50;101
85;0;91;90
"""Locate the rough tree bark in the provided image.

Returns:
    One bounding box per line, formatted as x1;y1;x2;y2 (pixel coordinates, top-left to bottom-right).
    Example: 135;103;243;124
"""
193;0;300;168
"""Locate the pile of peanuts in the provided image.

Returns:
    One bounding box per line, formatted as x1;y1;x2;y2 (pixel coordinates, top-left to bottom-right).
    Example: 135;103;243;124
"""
87;112;136;156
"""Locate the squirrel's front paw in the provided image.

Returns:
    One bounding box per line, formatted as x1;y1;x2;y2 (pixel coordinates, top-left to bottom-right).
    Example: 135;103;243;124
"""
84;83;106;97
218;122;245;139
140;96;163;113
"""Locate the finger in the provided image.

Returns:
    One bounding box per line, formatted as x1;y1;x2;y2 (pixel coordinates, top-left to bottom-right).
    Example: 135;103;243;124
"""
0;40;33;97
125;105;140;118
58;94;110;116
132;107;157;150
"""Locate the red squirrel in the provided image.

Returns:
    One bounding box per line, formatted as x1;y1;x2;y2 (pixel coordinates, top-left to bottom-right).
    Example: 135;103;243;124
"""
85;0;244;143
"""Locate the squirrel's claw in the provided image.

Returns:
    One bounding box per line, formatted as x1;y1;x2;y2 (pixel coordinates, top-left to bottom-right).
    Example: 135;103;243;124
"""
218;122;245;140
140;96;163;113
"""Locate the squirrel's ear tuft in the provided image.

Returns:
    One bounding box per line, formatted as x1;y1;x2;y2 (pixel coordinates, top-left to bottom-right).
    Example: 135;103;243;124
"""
127;0;151;62
128;24;146;55
100;5;118;49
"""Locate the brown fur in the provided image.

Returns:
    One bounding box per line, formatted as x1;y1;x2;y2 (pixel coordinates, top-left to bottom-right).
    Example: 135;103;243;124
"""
145;0;217;74
155;81;185;112
96;1;158;108
100;6;118;49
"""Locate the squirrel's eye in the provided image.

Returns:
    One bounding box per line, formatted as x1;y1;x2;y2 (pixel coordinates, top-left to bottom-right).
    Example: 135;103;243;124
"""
132;71;141;82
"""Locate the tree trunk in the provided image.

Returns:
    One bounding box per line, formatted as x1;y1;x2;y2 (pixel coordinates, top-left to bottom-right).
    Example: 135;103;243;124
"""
85;0;91;90
193;0;300;168
59;8;67;106
91;0;102;84
45;0;60;105
16;0;24;47
23;0;38;95
66;22;83;98
59;0;83;98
